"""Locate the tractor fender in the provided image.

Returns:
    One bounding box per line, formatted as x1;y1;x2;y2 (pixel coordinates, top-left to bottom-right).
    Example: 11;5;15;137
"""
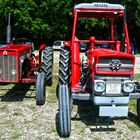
39;44;46;65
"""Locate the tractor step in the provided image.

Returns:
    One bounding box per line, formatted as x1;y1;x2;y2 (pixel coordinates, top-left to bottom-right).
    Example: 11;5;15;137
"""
22;78;35;83
99;106;128;117
129;92;140;99
72;93;91;100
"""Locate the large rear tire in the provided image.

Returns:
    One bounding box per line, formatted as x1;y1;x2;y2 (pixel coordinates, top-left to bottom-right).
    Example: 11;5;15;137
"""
59;47;70;84
36;72;46;106
137;98;140;123
57;47;70;98
42;47;53;86
59;84;71;137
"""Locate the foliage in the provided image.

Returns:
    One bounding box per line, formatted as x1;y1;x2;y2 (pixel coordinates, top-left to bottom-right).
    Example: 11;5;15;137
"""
0;0;140;45
0;0;73;44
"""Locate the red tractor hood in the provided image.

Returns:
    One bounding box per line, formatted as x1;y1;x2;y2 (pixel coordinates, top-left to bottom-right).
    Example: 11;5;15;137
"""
88;48;135;75
90;48;134;58
0;43;31;53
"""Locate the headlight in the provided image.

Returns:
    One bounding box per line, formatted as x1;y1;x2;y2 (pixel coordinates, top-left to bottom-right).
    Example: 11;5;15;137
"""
94;80;105;92
123;81;134;93
11;70;17;75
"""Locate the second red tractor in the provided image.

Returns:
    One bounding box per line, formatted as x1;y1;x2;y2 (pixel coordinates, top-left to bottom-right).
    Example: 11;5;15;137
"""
57;3;140;137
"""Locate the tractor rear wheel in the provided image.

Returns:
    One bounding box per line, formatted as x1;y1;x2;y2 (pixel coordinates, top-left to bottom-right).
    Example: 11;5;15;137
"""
59;47;70;84
59;84;71;137
42;47;53;86
137;98;140;123
57;47;70;98
36;72;46;106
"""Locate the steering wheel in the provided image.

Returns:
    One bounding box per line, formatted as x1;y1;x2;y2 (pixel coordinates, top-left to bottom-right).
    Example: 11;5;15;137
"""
13;38;34;51
13;38;32;45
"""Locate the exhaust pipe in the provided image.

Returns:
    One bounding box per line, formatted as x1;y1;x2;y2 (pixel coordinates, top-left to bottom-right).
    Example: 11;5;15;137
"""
6;13;11;45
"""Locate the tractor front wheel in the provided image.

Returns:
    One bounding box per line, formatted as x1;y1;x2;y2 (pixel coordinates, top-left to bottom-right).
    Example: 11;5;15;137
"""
59;84;71;137
36;72;46;106
137;98;140;123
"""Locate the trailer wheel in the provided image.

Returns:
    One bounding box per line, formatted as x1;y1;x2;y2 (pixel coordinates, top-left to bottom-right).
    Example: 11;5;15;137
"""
42;47;53;86
137;98;140;123
59;84;71;137
59;47;70;84
36;72;46;106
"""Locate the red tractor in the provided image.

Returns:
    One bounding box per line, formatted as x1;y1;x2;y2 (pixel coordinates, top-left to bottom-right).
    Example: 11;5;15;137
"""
0;14;53;105
57;3;140;137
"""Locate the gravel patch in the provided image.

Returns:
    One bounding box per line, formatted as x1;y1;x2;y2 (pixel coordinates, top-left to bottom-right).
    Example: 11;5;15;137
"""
0;51;140;139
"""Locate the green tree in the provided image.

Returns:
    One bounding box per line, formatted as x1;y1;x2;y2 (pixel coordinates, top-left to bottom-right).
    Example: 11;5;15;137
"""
0;0;74;44
0;0;140;47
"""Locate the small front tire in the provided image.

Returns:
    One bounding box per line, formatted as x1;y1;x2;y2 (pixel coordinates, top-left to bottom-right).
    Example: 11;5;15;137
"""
59;84;71;137
36;72;46;106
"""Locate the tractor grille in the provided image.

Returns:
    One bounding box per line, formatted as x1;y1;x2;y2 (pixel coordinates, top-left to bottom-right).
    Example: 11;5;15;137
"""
96;57;134;72
0;55;18;82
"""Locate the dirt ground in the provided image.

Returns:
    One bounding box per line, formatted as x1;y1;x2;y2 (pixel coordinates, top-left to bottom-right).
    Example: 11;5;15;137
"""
0;51;140;140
